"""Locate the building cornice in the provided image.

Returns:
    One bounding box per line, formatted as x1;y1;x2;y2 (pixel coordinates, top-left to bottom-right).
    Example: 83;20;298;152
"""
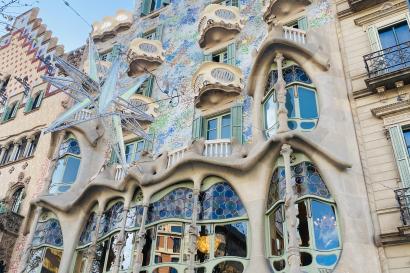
354;2;407;26
371;99;410;119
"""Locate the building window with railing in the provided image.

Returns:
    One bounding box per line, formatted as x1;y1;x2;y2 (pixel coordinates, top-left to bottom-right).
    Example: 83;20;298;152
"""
125;139;145;163
204;43;236;66
1;101;19;123
263;60;318;136
206;113;231;140
141;0;170;15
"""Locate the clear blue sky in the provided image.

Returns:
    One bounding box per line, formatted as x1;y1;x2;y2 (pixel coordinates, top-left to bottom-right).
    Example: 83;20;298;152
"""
2;0;135;51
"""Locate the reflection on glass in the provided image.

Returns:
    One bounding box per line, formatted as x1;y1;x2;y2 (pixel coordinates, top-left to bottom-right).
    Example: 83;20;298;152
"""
92;240;108;273
316;254;338;266
27;249;43;273
121;233;135;270
299;87;318;119
269;206;284;256
264;93;278;137
155;223;182;263
196;225;211;263
152;267;178;273
286;87;295;118
105;234;119;272
312;200;340;250
221;114;231;139
40;248;62;273
296;201;309;247
212;261;244;273
214;222;247;258
142;228;153;266
207;119;217;140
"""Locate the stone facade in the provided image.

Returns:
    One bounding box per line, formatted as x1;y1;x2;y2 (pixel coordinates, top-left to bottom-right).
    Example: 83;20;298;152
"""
3;1;410;273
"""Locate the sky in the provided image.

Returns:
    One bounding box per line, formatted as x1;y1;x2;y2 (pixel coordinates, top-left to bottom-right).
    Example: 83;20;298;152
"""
1;0;135;51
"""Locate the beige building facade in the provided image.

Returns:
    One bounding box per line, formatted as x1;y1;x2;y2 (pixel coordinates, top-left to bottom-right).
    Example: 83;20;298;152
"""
2;1;410;273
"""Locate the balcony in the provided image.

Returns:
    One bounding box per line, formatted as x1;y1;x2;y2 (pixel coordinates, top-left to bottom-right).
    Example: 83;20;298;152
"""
347;0;386;12
92;10;133;41
127;38;165;77
198;4;243;49
282;26;306;45
394;187;410;236
0;201;24;235
364;41;410;92
263;0;311;24
167;139;232;169
193;62;243;108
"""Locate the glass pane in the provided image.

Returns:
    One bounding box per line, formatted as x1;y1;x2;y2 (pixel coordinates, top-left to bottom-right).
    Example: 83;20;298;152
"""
142;228;153;266
125;143;135;163
49;159;65;193
207;119;218;140
395;22;410;44
62;156;81;184
153;267;178;273
379;27;398;49
312;200;340;250
27;249;43;273
285;87;295;118
39;248;62;273
212;261;244;273
99;202;124;238
207;129;217;140
264;93;278;136
155;223;182;263
105;234;119;272
296;201;310;247
92;240;109;273
403;130;410;156
196;225;211;263
269;205;284;256
121;232;135;270
316;254;338;266
214;222;247;257
135;141;145;161
222;114;231;127
298;87;318;119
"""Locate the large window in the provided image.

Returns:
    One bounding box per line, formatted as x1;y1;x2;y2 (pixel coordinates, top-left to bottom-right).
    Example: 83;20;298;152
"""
125;139;145;163
264;61;318;136
10;187;24;214
25;91;45;113
266;155;341;272
206;114;231;140
378;21;410;50
141;0;170;15
27;211;63;273
204;43;236;66
49;134;81;194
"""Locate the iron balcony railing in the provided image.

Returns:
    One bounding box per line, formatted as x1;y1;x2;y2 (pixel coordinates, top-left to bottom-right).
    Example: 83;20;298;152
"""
364;41;410;78
0;200;24;234
395;187;410;226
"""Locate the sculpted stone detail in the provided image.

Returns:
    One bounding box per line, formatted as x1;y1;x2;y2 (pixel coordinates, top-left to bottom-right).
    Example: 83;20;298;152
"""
215;8;236;20
139;43;158;53
210;68;235;83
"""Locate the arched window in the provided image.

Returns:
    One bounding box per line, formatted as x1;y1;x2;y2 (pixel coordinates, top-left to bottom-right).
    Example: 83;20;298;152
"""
27;211;63;273
10;187;24;214
266;154;341;272
263;60;318;137
49;134;81;194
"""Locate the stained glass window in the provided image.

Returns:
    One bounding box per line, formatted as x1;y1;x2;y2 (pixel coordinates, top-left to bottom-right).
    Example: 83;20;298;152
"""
199;182;247;220
126;205;144;229
98;202;124;238
79;212;97;246
312;200;340;251
32;217;63;248
147;188;193;223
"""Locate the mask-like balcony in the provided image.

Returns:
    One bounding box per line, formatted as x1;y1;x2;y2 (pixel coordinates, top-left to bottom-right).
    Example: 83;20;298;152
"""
193;62;243;108
263;0;311;24
198;4;243;49
92;10;133;41
127;38;165;77
0;201;23;235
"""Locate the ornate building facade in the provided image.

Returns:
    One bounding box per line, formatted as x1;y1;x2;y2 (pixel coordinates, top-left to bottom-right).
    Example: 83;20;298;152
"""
0;8;72;273
5;1;410;273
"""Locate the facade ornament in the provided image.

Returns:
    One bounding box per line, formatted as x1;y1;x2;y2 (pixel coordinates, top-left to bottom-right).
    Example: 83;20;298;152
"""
275;53;290;133
8;166;15;174
18;172;25;182
24;176;31;185
22;162;28;170
280;144;301;273
132;203;149;273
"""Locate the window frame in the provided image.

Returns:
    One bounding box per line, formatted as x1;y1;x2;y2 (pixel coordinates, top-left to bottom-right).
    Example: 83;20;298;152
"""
205;113;232;140
125;139;145;164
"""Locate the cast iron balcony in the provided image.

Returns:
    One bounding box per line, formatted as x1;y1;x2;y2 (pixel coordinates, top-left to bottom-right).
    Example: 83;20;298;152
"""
0;201;24;235
193;62;243;108
198;4;243;49
127;38;165;77
394;187;410;235
364;41;410;92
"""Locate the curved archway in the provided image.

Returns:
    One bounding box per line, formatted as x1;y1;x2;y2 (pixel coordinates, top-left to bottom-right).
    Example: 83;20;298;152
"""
266;154;341;272
48;133;81;194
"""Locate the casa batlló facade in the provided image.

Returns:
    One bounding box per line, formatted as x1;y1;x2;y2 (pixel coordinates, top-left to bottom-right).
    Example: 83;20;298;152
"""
2;1;410;273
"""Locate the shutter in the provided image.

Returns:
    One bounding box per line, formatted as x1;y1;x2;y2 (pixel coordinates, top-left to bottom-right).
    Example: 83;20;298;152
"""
35;90;45;108
227;43;236;66
143;76;154;97
367;26;381;52
389;125;410;188
155;25;164;41
143;134;154;153
230;104;243;143
1;106;10;122
11;102;19;118
203;53;212;62
24;96;33;113
141;0;152;15
192;116;204;140
297;16;308;31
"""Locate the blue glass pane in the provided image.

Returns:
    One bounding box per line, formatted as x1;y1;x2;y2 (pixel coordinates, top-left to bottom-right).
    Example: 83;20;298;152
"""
59;138;80;156
208;119;217;130
300;122;316;130
403;130;410;155
396;22;410;44
207;129;217;140
32;218;63;247
99;202;124;238
49;159;65;190
62;156;81;184
286;87;295;118
200;182;247;220
288;121;297;130
222;115;231;127
79;212;97;246
264;93;278;134
299;87;318;119
147;188;193;223
379;27;398;49
312;200;340;250
125;205;144;229
316;254;338;266
125;144;135;163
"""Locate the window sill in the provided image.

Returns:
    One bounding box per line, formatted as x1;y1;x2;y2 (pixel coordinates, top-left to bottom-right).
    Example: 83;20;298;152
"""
0;155;34;169
1;117;16;124
141;5;169;19
23;107;41;115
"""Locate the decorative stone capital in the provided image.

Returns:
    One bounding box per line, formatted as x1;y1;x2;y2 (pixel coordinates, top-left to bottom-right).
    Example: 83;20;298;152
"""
280;144;293;157
274;52;284;65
